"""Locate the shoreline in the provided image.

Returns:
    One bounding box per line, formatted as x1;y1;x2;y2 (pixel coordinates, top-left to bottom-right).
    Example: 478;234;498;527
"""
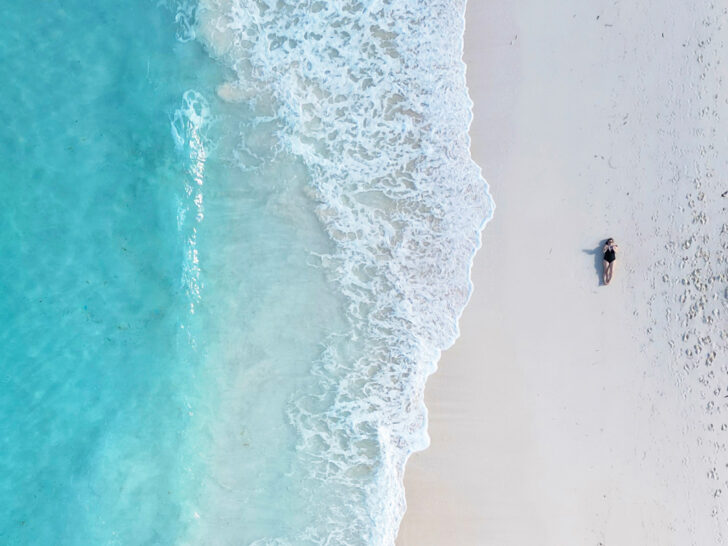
398;0;727;543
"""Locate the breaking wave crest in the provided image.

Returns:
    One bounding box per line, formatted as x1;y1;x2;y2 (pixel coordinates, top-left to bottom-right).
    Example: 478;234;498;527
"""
190;0;493;542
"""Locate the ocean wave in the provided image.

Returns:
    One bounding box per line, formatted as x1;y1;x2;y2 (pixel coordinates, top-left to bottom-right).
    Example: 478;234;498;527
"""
188;0;493;542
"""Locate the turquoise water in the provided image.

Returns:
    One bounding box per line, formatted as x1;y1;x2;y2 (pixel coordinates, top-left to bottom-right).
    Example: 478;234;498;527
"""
0;0;492;544
0;2;219;543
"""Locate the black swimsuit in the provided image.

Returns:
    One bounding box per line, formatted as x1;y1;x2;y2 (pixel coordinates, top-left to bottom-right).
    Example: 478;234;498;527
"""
604;248;616;263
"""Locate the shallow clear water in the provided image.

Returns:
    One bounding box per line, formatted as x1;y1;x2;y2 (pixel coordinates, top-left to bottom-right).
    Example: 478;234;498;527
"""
0;2;220;543
0;0;492;544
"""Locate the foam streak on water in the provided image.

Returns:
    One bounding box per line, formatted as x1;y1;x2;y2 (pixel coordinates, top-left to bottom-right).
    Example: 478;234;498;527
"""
189;0;493;543
173;90;211;314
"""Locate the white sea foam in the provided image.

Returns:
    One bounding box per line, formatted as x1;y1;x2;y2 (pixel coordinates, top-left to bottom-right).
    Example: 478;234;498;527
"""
172;90;211;314
189;0;493;542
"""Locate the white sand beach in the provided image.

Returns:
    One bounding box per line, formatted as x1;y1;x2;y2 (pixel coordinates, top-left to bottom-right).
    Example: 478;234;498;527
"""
399;0;728;544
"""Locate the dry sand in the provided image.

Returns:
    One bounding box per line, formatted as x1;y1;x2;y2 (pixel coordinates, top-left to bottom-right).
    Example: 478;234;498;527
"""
398;0;728;544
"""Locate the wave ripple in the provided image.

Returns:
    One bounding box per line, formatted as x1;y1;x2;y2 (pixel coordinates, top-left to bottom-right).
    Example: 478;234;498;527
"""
194;0;493;542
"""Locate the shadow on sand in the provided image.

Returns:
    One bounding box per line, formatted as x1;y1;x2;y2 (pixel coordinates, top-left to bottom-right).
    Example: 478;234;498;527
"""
582;241;607;286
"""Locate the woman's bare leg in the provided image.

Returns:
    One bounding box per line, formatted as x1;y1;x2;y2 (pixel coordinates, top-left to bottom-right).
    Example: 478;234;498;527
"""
603;260;610;284
605;261;615;284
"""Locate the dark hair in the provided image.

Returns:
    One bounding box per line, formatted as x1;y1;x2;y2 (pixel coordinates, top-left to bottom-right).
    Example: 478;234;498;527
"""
606;238;614;244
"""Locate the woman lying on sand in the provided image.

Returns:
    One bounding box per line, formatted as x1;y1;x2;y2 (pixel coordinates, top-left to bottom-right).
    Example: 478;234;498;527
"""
603;238;618;285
